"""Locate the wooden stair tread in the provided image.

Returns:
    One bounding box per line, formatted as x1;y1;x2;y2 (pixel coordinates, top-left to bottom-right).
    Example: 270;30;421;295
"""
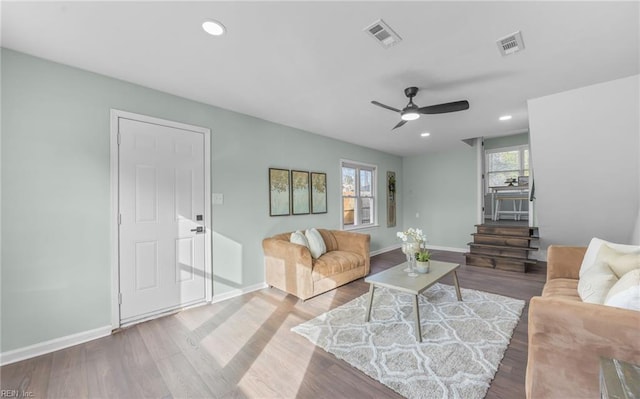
464;252;537;264
475;224;538;228
467;242;538;251
471;233;536;240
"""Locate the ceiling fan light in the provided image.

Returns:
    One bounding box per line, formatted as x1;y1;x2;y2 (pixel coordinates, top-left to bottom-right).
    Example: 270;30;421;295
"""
401;111;420;121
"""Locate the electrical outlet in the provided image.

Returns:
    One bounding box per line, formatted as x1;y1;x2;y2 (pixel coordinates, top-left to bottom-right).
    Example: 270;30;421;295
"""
416;212;420;218
213;193;224;205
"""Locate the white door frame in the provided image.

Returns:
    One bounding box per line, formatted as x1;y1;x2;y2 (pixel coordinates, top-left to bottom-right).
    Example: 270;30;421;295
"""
475;137;485;224
109;109;212;329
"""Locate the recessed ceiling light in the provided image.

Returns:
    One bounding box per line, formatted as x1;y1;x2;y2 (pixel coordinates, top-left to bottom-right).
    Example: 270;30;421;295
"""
420;132;431;137
499;115;512;121
202;20;226;36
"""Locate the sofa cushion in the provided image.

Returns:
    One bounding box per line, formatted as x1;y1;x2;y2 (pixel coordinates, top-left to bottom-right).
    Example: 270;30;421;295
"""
605;269;640;311
312;250;365;281
542;278;581;301
306;228;327;259
579;237;640;278
290;230;310;248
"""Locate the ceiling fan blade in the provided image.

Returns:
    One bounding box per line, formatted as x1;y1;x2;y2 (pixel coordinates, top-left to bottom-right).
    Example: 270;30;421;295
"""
392;120;408;130
372;101;401;113
419;100;470;114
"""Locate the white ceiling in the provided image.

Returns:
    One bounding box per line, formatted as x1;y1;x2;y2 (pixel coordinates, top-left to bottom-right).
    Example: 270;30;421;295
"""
2;1;639;156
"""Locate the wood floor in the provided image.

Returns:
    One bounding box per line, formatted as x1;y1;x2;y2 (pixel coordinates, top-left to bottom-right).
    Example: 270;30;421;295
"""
0;249;546;399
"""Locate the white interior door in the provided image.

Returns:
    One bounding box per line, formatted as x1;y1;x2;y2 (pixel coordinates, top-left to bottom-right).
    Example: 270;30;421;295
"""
118;117;208;325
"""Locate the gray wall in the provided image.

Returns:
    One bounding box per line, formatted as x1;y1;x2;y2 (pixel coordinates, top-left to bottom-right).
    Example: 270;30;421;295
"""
634;118;640;244
484;132;529;151
1;49;402;352
528;74;639;249
402;145;478;250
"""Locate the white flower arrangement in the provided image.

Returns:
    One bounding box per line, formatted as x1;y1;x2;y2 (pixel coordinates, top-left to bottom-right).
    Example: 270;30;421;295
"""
396;227;426;243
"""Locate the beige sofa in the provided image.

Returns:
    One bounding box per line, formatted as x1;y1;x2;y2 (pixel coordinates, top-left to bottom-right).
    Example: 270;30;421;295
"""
526;245;640;398
262;229;370;300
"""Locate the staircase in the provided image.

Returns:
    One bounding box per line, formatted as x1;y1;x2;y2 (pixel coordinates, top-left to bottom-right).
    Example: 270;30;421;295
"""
465;224;538;272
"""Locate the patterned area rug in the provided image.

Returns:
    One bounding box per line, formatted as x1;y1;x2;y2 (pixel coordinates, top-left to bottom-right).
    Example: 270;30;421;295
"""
292;283;524;399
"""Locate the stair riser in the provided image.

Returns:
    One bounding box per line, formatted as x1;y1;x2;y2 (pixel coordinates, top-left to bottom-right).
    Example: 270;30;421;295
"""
476;225;531;237
469;246;530;259
465;254;529;272
474;235;530;248
465;255;494;269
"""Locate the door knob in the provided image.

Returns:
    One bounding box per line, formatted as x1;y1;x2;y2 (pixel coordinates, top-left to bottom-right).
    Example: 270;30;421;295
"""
190;226;204;233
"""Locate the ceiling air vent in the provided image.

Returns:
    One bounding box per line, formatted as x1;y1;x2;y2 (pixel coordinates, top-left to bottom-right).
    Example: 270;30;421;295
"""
364;19;402;48
497;31;525;56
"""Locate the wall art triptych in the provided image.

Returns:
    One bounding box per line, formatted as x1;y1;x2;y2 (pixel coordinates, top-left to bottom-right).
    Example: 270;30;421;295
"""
269;168;327;216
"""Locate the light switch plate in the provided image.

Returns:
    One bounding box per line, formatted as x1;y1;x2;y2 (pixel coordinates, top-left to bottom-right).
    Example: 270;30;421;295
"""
213;193;224;205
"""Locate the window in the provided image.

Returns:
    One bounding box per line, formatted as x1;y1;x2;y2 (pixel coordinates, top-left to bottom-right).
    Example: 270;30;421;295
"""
485;145;530;193
341;160;376;229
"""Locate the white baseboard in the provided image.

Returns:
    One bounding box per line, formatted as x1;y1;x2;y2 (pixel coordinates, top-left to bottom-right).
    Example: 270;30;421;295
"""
371;244;467;256
370;244;401;256
0;325;112;366
425;244;468;253
532;248;548;262
1;283;270;366
210;282;268;304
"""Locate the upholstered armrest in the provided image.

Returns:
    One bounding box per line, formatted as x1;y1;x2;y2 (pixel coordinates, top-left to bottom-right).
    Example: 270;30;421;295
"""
262;238;314;299
526;296;640;399
332;230;371;273
546;245;587;280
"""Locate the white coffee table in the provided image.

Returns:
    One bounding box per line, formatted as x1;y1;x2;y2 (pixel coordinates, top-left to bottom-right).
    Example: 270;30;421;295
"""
364;260;462;342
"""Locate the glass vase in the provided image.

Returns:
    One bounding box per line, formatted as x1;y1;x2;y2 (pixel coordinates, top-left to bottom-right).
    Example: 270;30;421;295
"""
401;242;419;276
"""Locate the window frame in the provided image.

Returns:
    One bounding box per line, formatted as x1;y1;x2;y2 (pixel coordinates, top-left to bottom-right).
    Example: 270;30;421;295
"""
340;159;378;230
485;144;530;194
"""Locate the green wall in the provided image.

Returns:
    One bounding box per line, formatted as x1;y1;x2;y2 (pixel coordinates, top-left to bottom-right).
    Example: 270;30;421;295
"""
0;49;403;352
401;145;478;250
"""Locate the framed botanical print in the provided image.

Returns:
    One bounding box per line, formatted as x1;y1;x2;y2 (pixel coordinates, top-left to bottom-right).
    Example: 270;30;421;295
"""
291;170;310;215
311;172;327;214
269;168;290;216
387;171;396;227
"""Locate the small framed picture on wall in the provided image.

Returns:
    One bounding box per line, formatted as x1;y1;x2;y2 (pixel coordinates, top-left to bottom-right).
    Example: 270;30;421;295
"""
269;168;290;216
311;172;327;214
291;170;310;215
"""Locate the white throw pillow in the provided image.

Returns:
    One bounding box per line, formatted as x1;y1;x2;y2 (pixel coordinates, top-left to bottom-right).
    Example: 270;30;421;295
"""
596;244;640;278
578;262;619;304
604;269;640;311
290;231;309;249
305;228;327;259
579;237;640;278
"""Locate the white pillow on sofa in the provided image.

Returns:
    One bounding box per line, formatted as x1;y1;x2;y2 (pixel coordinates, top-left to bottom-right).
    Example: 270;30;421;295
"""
290;230;310;248
578;260;619;304
605;269;640;311
305;228;327;259
579;237;640;278
578;244;640;304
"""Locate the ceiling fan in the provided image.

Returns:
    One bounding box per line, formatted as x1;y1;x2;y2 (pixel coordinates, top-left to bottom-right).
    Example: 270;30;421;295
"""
371;87;470;130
